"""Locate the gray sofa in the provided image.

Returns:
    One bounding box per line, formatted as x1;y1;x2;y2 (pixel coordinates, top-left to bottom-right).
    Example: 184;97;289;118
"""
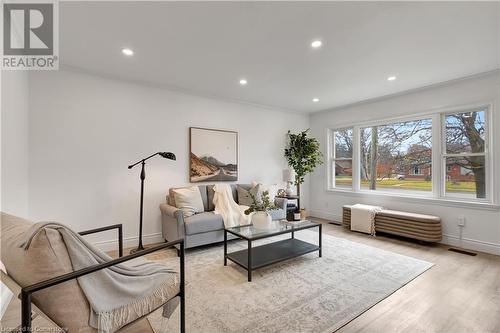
160;184;287;249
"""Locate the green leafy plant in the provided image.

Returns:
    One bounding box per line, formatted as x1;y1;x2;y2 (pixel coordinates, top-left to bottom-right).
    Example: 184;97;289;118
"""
284;129;323;197
244;191;277;215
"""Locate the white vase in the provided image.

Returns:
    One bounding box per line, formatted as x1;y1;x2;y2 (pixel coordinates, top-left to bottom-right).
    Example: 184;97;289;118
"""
252;211;272;229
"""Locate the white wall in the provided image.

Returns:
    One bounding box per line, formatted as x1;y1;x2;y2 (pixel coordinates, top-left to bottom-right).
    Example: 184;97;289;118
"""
28;70;309;249
309;72;500;255
1;71;29;217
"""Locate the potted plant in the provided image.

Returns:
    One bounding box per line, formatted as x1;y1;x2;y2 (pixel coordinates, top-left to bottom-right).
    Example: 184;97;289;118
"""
244;191;277;229
284;129;323;212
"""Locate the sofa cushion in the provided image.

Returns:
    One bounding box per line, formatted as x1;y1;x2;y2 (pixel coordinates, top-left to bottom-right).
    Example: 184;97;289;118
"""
0;212;92;332
184;212;224;235
169;186;209;212
197;185;209;211
378;209;441;223
237;184;262;206
251;181;279;202
172;186;205;217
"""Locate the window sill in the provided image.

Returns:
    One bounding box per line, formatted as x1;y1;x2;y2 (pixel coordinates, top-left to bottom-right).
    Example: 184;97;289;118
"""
325;188;500;211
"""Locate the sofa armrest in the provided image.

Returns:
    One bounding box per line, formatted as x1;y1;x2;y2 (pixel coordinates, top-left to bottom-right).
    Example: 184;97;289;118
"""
160;203;185;242
274;197;288;211
160;203;182;219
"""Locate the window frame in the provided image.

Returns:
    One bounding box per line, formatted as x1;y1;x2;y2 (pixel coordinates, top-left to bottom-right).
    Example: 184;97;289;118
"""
357;114;434;196
440;107;491;202
326;103;495;206
328;127;354;190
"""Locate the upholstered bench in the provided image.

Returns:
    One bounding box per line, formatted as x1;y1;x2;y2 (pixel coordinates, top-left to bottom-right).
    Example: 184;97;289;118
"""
342;205;442;242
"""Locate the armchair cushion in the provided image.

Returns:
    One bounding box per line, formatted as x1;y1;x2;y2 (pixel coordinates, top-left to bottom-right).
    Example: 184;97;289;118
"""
184;212;224;235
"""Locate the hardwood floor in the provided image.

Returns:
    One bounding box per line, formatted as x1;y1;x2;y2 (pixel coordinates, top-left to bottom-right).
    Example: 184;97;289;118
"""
2;219;499;332
317;221;500;333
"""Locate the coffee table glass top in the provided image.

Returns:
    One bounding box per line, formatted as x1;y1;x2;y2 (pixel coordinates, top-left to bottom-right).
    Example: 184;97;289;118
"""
225;220;319;240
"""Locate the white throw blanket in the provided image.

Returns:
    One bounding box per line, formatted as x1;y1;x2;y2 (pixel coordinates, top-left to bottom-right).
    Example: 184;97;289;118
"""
350;204;383;235
213;184;250;227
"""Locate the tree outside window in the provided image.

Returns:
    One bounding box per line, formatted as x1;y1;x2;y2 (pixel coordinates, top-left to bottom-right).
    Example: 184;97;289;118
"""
360;119;432;194
444;110;486;199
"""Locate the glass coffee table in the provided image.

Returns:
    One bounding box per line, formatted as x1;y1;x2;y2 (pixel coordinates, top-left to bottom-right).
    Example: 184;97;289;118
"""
224;220;322;281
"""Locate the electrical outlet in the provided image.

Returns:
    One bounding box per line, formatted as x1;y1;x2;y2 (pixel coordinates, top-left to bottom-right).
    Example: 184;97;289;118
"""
457;216;466;227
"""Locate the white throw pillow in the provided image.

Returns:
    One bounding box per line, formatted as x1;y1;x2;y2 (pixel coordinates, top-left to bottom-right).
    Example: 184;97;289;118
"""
251;181;278;202
172;186;205;218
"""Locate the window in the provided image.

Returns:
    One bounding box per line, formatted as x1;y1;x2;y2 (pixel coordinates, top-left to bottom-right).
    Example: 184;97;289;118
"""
359;118;432;194
410;166;423;175
327;106;492;203
443;109;487;199
331;129;353;189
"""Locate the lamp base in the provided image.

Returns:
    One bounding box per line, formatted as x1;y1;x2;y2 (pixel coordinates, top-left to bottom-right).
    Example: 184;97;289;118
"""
285;182;293;196
129;245;145;254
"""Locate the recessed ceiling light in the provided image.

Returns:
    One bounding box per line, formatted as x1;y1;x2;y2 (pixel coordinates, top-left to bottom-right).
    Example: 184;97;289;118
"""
312;98;319;103
122;48;134;56
311;40;322;48
239;79;248;86
387;76;397;81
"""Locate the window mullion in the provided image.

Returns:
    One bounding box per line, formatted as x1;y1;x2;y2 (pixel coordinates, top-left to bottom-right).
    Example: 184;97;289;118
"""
327;129;334;189
432;113;442;199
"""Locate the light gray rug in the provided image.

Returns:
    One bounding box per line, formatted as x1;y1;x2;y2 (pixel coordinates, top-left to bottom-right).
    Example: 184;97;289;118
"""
148;230;433;333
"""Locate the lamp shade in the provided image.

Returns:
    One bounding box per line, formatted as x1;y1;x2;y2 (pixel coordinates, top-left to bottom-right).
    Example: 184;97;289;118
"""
282;168;295;182
159;152;176;160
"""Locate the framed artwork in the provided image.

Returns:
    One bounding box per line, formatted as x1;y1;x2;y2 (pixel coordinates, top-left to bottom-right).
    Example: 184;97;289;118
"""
189;127;238;182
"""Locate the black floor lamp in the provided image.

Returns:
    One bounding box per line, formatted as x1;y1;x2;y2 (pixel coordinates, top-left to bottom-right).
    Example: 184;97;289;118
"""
128;152;176;254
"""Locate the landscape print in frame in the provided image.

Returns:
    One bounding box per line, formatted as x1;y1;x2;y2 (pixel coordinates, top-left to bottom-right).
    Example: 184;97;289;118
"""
190;127;238;182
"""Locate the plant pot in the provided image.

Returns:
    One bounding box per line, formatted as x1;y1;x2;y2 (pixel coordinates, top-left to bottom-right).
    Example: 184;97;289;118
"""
251;211;273;229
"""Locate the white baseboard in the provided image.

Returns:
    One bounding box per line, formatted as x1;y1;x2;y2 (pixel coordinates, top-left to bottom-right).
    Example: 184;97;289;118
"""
93;232;164;252
441;234;500;256
309;210;342;224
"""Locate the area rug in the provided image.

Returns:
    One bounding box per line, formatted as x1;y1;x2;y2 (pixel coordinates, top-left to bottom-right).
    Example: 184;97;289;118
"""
148;230;433;333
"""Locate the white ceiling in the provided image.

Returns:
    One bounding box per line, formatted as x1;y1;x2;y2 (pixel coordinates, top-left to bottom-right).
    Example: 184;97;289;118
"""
60;1;499;113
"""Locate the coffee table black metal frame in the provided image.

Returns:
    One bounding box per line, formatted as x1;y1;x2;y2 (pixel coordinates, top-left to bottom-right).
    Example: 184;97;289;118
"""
224;221;322;282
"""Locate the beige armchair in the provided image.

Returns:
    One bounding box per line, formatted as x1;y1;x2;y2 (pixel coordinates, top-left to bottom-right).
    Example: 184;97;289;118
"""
0;213;185;333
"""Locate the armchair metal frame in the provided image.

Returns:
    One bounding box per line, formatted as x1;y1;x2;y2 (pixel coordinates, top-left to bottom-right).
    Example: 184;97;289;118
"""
18;224;185;333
